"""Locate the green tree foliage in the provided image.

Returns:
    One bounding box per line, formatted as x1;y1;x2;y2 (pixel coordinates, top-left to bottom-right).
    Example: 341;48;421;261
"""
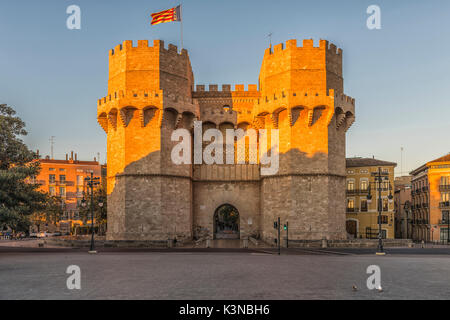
0;104;47;232
31;195;65;230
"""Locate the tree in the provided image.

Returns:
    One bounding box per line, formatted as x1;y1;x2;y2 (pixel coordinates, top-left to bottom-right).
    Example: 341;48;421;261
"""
0;104;47;232
31;195;65;231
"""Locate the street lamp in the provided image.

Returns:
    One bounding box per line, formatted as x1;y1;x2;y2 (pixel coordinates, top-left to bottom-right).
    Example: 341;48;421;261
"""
85;172;100;254
367;167;393;255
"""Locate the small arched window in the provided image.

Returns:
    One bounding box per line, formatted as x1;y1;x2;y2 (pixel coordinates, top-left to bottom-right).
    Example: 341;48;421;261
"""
223;105;231;113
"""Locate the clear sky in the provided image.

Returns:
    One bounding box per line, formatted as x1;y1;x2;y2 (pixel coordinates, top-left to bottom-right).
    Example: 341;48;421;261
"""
1;0;449;175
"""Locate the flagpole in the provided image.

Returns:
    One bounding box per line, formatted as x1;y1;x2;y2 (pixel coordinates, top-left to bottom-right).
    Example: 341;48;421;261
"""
180;3;183;50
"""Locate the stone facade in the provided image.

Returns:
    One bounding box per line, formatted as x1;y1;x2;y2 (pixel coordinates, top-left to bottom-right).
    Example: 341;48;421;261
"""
97;39;355;243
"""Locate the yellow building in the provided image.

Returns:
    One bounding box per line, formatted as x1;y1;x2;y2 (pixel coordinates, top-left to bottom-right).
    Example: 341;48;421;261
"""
410;154;450;243
345;157;397;239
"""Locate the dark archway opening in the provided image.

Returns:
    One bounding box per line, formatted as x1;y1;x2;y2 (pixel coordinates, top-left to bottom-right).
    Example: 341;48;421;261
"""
214;204;240;239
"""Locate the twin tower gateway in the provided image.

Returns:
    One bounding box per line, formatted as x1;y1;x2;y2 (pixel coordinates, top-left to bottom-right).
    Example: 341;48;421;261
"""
97;39;355;243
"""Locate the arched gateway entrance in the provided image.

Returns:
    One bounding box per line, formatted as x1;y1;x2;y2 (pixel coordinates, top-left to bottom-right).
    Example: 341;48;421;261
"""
213;204;240;239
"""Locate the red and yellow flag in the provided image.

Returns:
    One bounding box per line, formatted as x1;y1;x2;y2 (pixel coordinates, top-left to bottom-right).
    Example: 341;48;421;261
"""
151;5;181;25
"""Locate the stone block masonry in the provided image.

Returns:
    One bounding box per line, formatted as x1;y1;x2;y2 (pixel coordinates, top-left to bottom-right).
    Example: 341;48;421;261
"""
97;39;355;242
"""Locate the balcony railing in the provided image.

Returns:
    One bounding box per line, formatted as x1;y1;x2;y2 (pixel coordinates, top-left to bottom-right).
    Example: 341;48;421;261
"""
346;208;359;213
440;185;450;192
345;189;370;195
48;180;75;186
439;220;449;225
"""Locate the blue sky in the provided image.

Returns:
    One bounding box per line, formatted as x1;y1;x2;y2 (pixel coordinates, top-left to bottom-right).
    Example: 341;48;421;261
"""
0;0;449;174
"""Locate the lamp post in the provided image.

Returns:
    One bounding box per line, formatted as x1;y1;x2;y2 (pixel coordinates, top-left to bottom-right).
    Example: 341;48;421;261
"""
80;199;87;236
85;172;100;254
98;201;104;235
367;167;393;255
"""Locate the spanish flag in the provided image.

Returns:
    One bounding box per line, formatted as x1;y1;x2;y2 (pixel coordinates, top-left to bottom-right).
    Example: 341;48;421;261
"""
151;5;181;25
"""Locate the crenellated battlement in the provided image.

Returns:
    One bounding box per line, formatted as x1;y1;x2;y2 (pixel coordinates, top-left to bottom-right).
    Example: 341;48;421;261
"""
109;39;188;57
98;89;163;106
194;84;258;92
192;84;260;99
264;39;342;56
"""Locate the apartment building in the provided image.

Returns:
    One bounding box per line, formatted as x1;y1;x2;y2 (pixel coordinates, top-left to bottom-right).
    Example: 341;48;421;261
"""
31;151;102;233
346;157;397;239
410;154;450;242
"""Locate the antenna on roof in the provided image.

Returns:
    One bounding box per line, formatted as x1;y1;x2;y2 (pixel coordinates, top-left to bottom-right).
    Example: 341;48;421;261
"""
401;147;404;176
267;32;273;48
49;136;55;160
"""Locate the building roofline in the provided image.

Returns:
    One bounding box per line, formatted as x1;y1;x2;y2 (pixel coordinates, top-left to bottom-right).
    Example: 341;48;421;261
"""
346;157;397;168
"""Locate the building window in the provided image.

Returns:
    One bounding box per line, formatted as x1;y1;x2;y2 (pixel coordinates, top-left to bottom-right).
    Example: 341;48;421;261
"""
77;186;83;197
347;199;355;212
49;174;56;184
442;211;449;224
360;199;368;212
441;176;450;186
77;175;84;185
360;180;368;191
59;168;66;172
49;186;56;196
347;170;354;174
59;187;66;197
382;198;389;211
347;180;355;191
378;215;388;224
440;228;449;242
60;175;66;184
49;168;55;171
365;227;385;239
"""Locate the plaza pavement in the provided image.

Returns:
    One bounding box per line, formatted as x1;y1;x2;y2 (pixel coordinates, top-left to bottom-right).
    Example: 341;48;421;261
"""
1;245;450;300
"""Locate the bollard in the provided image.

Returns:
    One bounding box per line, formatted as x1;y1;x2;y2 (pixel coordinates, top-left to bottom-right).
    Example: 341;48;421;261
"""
206;239;210;248
321;238;328;248
243;238;248;248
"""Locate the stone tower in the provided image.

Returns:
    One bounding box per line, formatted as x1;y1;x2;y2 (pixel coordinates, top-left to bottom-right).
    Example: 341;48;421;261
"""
256;39;354;241
97;39;355;243
97;40;197;241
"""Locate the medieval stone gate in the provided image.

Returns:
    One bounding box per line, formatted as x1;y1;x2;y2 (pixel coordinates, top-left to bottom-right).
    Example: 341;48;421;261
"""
97;38;355;243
